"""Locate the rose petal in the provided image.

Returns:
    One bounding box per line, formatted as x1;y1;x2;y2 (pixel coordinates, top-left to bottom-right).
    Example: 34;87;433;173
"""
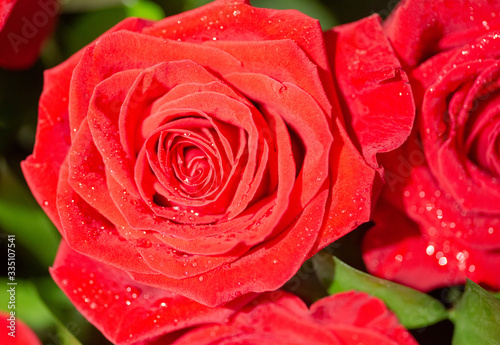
171;290;418;345
311;291;418;345
68;118;131;228
363;197;456;291
68;30;244;140
143;0;331;80
50;240;255;345
57;148;156;275
0;1;16;31
385;0;500;67
224;72;332;211
206;39;332;115
365;165;500;291
422;60;500;213
130;190;328;307
313;119;378;252
21;18;152;229
0;0;57;69
326;14;415;168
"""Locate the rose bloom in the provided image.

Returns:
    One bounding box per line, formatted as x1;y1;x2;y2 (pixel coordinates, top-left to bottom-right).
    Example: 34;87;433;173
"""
167;291;418;345
363;0;500;291
0;0;58;69
22;0;412;342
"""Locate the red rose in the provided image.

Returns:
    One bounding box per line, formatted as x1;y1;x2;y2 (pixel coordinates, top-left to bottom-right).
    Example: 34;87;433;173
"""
0;311;42;345
167;291;418;345
0;0;58;69
22;0;390;310
363;0;500;291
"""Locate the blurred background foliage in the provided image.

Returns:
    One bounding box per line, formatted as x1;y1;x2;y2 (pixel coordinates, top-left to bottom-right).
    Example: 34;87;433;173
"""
1;1;499;344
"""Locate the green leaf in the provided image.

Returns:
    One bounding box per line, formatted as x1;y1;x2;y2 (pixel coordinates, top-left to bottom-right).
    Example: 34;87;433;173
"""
0;278;53;331
311;250;336;288
35;279;95;345
61;0;125;13
451;280;500;345
45;315;84;345
0;160;59;267
183;0;216;11
325;256;448;329
126;0;165;20
58;6;129;56
0;278;82;344
251;0;337;29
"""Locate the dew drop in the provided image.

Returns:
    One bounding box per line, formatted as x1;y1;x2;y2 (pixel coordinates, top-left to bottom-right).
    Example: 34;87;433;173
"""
436;209;443;219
